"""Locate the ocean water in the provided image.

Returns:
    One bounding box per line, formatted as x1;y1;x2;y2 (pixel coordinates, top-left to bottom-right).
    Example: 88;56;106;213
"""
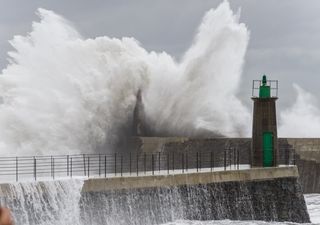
305;194;320;224
161;220;305;225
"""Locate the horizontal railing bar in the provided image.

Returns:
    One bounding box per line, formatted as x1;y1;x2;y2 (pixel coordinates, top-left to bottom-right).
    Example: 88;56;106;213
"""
0;148;294;182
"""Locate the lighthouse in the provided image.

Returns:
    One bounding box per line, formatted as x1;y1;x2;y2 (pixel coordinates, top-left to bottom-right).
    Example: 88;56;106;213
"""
251;75;279;167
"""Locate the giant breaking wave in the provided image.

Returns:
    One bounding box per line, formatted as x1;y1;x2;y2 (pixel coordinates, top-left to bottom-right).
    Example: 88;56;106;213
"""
0;1;319;156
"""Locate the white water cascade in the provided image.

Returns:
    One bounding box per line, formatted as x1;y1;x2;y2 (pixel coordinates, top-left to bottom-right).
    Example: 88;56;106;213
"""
0;179;317;225
0;179;83;225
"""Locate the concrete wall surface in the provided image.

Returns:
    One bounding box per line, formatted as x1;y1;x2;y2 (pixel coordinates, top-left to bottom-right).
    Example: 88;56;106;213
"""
0;166;309;224
82;166;298;192
81;166;309;224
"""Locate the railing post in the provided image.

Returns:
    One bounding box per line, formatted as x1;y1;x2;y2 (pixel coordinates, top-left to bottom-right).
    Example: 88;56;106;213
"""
152;154;154;175
186;152;188;172
104;155;107;178
144;153;146;175
167;153;169;175
136;153;139;176
70;157;73;178
224;149;227;171
16;157;18;182
182;153;184;173
158;152;161;173
115;153;117;176
129;152;132;175
229;147;232;170
83;154;86;176
53;157;55;180
196;152;199;172
33;156;37;181
233;148;236;169
99;154;101;177
213;151;215;171
199;152;202;171
172;152;175;172
210;151;213;172
51;156;53;179
120;154;123;177
87;156;90;178
67;155;69;177
237;148;240;170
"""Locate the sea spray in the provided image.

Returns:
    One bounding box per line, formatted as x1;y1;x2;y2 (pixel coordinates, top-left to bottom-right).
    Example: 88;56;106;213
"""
279;84;320;137
0;0;319;157
143;2;250;137
0;1;250;156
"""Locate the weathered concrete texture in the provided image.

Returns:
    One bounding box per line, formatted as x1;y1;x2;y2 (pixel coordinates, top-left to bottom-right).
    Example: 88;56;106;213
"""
129;137;251;165
295;156;320;193
282;138;320;162
81;176;310;224
129;136;190;153
130;137;320;164
279;138;320;193
80;167;310;223
82;167;299;192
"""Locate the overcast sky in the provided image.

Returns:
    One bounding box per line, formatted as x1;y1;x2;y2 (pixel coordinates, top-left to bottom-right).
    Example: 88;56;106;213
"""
0;0;320;109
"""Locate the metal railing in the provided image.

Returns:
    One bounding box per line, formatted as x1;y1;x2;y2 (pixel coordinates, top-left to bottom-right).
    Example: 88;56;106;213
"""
0;146;297;182
252;79;278;97
0;147;244;182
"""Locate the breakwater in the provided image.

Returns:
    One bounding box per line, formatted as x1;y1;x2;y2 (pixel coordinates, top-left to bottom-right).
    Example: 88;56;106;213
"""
130;137;320;193
0;167;310;225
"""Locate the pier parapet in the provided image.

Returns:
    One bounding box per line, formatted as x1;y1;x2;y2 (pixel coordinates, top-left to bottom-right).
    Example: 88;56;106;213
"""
80;166;310;223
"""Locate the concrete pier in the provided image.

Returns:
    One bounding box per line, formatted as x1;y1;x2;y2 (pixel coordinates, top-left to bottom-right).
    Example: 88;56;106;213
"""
81;166;310;223
82;166;298;192
0;166;310;224
129;136;320;193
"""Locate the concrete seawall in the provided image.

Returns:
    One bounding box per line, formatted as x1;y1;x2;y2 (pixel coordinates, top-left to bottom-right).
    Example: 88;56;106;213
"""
279;138;320;193
81;166;310;223
82;166;298;192
0;166;310;224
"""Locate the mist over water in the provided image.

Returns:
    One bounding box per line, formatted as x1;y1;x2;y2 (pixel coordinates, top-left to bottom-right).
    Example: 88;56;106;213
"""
0;1;319;156
278;84;320;137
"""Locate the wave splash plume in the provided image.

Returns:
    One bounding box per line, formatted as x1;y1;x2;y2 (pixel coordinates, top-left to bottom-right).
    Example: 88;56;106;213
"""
0;2;250;155
0;1;319;156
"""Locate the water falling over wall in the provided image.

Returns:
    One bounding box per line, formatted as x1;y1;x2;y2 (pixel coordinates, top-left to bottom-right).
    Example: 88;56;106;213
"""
0;176;310;225
0;180;83;225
